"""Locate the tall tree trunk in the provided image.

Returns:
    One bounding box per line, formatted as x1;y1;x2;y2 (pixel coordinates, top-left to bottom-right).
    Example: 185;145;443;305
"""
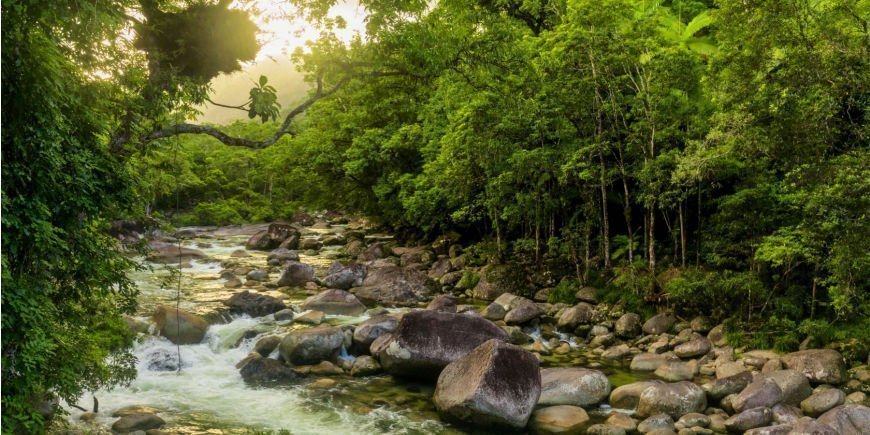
621;173;633;263
648;204;656;271
598;150;611;269
696;184;702;267
583;221;591;284
679;200;687;268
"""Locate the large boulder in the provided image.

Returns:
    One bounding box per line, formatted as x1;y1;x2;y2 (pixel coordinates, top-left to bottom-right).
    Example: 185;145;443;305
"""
238;353;298;384
504;298;544;325
426;294;457;313
636;381;707;418
223;291;286;317
246;223;298;251
724;406;773;432
111;413;165;433
352;315;399;352
276;261;314;287
351;265;435;306
539;367;611;406
643;313;676;335
556;303;595;330
152;305;208;345
802;389;846;417
302;289;366;316
673;336;711;358
615;313;642;338
781;349;848;385
733;379;784;413
375;310;509;379
322;262;367;290
267;248;299;265
278;325;344;365
472;263;529;300
146;244;207;263
433;339;540;429
609;380;664;409
702;371;753;400
816;404;870;435
759;369;812;405
530;405;590;434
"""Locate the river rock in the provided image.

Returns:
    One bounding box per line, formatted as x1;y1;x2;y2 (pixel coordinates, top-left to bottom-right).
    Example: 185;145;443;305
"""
111;413;165;433
375;310;508;379
481;303;506;321
637;413;675;433
636;381;707;418
801;389;846;417
575;286;597;304
643;313;676;335
744;423;794;434
631;353;675;371
238;353;298;384
144;348;186;372
677;412;710;428
146;245;207;263
702;371;753;400
586;424;626;435
790;417;837;434
504;298;543;325
224;291;286;317
267;248;299;264
759;369;812;404
472;263;529;300
609;380;663;409
279;325;344;365
428;258;454;280
352;314;399;352
295;310;324;325
539;367;611;406
350;355;381;376
654;360;697;382
433;339;540;429
733;379;783;413
530;405;590;434
771;403;803;424
557;303;595;330
815;404;870;434
254;335;281;356
152;305;208;345
615;313;642;338
781;349;848;385
606;413;637;432
351;265;434;306
246;223;298;251
302;289;366;316
426;294;457;313
277;261;314;287
322;262;367;289
725;406;772;432
673;337;711;358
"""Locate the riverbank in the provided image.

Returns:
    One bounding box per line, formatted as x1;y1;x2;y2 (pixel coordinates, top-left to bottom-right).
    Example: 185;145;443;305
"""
63;216;869;434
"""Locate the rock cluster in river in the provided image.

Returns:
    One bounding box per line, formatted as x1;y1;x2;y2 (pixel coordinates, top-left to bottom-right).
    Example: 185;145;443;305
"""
122;218;870;434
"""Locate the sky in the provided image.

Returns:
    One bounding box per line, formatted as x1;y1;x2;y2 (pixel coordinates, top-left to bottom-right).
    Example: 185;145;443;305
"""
198;0;367;124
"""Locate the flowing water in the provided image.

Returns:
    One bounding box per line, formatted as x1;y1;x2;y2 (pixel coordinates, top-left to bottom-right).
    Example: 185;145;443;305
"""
64;225;645;434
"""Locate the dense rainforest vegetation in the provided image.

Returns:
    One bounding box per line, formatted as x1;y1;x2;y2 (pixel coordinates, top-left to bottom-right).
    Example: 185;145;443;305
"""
2;0;867;431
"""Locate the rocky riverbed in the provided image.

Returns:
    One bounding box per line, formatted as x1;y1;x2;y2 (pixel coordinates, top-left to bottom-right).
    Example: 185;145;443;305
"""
65;217;870;434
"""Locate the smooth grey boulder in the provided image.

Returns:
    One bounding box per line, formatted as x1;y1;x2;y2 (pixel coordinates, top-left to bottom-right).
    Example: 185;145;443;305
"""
504;298;543;325
375;310;508;379
276;261;314;287
267;247;299;264
322;262;367;289
801;389;846;417
643;313;676;335
631;353;675;372
223;291;286;317
615;313;642;338
725;406;772;432
539;367;611;406
278;325;344;365
771;403;803;424
302;289;366;316
352;314;399;352
246;223;297;251
673;336;711;358
790;417;837;434
609;380;663;409
733;379;783;413
654;360;697;382
556;303;595;330
759;369;812;405
426;294;457;313
816;404;870;435
636;381;707;418
702;371;753;400
111;413;165;433
744;423;793;435
637;414;675;433
433;339;540;429
350;355;381;377
152;305;208;345
351;265;434;306
238;353;298;384
781;349;848;385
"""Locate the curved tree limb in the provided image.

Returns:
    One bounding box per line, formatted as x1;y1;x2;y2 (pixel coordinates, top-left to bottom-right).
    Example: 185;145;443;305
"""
142;69;361;149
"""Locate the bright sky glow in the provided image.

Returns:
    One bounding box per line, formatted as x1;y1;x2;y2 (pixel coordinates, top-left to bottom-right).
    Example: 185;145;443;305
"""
200;0;367;123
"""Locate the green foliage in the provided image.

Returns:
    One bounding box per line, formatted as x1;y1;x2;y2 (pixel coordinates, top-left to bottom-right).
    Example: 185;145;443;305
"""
457;272;480;290
248;76;281;122
548;279;578;304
